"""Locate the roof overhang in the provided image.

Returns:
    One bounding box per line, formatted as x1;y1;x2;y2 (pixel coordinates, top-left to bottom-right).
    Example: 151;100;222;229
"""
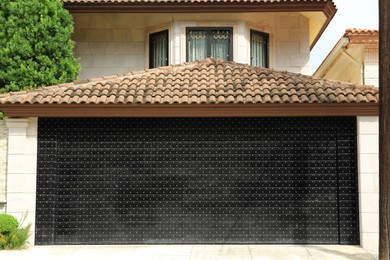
63;1;336;49
0;103;378;118
314;29;379;78
64;1;336;14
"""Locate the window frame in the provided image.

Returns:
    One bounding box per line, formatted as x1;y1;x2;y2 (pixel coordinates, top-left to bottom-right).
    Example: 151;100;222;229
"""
149;29;169;69
250;29;269;68
186;27;233;62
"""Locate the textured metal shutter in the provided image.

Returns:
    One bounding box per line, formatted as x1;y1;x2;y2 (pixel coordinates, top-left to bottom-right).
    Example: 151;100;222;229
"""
35;117;359;245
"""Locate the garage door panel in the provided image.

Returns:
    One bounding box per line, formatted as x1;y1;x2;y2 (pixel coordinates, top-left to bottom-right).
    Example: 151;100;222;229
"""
36;117;359;245
96;154;339;162
54;193;341;203
106;173;338;183
106;147;337;155
96;161;338;168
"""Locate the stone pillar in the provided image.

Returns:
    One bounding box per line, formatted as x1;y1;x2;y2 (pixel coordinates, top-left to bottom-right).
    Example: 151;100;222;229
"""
0;120;8;213
5;118;38;245
357;116;379;253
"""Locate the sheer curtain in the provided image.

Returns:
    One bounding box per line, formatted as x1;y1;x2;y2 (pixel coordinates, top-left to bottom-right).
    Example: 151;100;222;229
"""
211;30;230;60
150;31;168;68
251;31;268;67
188;30;207;62
188;28;232;62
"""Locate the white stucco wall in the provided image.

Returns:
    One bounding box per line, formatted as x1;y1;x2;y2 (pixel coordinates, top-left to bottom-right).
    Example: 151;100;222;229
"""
5;118;38;245
72;13;311;80
357;116;379;253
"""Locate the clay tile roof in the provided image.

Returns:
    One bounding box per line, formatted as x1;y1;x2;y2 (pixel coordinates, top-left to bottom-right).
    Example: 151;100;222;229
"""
0;58;378;105
344;28;379;45
345;28;379;36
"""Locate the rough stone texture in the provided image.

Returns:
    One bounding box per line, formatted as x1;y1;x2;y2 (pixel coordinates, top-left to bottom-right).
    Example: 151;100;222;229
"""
0;120;8;213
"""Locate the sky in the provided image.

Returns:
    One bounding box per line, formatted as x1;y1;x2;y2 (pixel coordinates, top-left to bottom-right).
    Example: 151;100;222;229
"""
310;0;379;73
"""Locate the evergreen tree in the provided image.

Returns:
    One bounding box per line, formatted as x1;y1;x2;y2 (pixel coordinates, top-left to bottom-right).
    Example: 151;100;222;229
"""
0;0;79;93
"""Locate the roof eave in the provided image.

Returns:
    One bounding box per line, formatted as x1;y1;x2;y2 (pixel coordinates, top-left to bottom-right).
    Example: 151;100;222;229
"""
64;1;336;49
314;36;350;77
0;103;379;118
314;30;379;77
64;1;336;14
310;1;337;50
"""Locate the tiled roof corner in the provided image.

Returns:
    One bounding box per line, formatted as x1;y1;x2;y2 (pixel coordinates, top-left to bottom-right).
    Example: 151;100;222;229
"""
0;58;378;105
344;28;379;45
345;28;379;36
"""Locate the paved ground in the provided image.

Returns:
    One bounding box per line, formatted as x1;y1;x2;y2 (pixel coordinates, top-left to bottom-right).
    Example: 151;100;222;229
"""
0;245;378;260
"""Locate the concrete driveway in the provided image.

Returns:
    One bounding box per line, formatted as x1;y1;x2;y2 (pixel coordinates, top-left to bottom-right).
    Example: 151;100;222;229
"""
0;245;378;260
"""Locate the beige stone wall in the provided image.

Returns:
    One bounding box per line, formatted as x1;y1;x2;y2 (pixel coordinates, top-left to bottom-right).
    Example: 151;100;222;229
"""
0;120;7;213
357;116;379;253
5;118;38;244
172;13;311;73
72;12;312;80
273;13;310;74
72;13;146;80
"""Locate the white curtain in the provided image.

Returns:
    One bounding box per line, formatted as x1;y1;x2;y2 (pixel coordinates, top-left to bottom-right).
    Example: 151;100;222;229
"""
151;32;168;68
211;30;230;60
188;30;207;62
251;31;267;67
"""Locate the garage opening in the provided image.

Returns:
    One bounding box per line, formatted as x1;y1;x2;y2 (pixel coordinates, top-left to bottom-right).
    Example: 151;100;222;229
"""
35;117;359;245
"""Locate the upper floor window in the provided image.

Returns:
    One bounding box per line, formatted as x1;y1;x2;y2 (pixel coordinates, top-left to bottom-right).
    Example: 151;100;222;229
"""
149;30;168;69
186;27;233;62
250;30;269;67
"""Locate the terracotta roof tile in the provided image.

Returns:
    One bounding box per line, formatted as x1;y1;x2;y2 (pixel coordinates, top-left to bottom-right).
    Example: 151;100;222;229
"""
345;28;379;36
344;28;379;45
0;59;378;106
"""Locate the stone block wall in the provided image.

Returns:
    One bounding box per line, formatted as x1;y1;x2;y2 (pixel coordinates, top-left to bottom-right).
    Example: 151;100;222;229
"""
357;116;379;253
72;12;312;80
273;13;310;74
72;13;146;80
0;120;7;213
5;118;38;244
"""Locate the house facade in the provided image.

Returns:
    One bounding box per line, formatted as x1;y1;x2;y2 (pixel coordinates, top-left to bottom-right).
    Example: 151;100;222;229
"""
0;0;380;254
68;1;336;78
314;28;379;87
314;28;380;253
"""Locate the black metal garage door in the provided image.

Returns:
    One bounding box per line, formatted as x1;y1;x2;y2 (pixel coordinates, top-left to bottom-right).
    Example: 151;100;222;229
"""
35;117;359;245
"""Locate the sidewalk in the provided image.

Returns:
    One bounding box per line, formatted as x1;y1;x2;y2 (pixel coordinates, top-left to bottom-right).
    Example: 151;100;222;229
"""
0;245;378;260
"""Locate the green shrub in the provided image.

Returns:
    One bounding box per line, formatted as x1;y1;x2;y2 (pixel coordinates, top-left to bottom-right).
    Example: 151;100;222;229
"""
0;214;18;234
0;0;79;93
0;234;6;248
0;214;30;250
5;224;31;249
